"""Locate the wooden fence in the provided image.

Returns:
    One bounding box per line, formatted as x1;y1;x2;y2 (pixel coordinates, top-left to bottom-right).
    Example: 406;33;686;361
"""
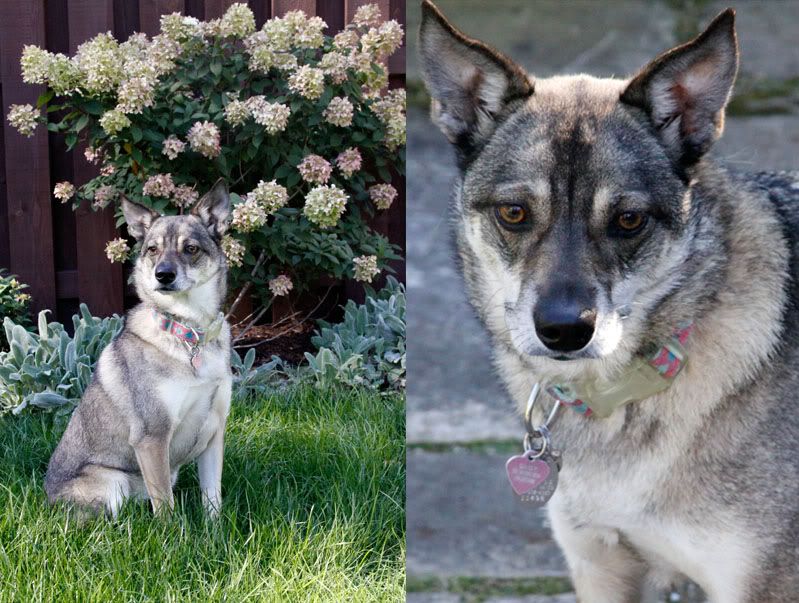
0;0;405;324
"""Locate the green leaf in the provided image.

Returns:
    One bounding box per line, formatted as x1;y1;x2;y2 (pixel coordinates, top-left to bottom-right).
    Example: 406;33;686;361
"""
82;100;104;115
75;114;90;132
36;90;54;109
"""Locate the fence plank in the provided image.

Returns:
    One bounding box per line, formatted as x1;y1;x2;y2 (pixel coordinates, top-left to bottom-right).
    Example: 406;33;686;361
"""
204;0;238;19
139;0;185;35
271;0;315;17
0;0;56;313
67;0;124;317
388;0;405;74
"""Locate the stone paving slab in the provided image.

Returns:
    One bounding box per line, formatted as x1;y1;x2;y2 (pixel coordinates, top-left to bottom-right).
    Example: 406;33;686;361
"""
407;449;568;578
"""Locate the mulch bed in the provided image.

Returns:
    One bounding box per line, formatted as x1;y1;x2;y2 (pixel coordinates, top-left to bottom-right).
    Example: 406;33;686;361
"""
231;320;316;366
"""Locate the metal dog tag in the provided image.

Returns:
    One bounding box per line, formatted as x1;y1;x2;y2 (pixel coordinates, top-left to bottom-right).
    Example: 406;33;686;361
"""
505;451;559;506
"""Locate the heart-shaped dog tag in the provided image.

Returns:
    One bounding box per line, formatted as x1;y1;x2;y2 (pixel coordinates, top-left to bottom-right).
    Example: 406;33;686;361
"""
505;453;559;506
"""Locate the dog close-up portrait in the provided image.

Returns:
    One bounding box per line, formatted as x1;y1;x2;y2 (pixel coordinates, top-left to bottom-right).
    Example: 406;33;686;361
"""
409;1;799;602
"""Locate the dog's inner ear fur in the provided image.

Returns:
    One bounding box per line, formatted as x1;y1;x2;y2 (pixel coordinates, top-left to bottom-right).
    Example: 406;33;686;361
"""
191;179;230;240
121;196;159;241
621;8;738;166
419;0;533;156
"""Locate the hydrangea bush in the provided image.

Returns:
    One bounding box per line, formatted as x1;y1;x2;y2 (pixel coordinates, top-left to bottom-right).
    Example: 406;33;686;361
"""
8;3;405;314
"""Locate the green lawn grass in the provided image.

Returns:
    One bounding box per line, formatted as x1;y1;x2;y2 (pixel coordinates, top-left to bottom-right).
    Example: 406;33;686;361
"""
0;385;405;602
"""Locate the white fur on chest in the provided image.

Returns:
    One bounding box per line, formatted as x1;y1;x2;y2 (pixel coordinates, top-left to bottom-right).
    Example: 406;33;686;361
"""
551;443;755;602
156;344;230;464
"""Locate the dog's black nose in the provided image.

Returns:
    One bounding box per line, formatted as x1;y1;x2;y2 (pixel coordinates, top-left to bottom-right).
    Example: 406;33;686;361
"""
533;286;597;353
155;263;176;285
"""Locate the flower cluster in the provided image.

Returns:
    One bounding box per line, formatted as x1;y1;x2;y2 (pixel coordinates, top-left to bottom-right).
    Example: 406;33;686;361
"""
75;32;124;94
99;108;131;135
288;65;325;100
173;185;198;208
369;184;397;210
303;185;348;228
93;185;116;209
224;99;250;127
319;51;349;84
298;154;332;184
53;181;76;202
7;104;39;137
186;121;221;158
361;20;404;60
219;3;256;38
84;146;102;164
353;255;379;282
105;238;130;263
142;173;175;197
231;197;267;232
246;97;291;134
323;97;354;128
116;76;154;114
160;13;202;42
221;235;245;267
162;136;185;160
335;148;362;178
269;274;294;297
249;180;288;214
353;4;382;28
370;89;406;150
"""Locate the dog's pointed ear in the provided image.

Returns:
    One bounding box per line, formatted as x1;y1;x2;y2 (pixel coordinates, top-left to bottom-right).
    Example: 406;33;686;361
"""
191;179;230;240
621;8;738;166
419;0;533;157
120;195;159;241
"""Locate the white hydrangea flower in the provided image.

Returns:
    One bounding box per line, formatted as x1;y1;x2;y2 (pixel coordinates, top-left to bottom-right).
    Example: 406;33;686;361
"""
47;53;82;95
369;183;398;210
220;3;256;38
99;108;131;135
142;173;175;197
261;18;293;52
162;136;186;160
353;4;382;28
100;163;115;177
298;154;332;184
221;235;245;267
323;96;354;128
92;185;116;209
105;238;130;263
20;45;51;84
336;147;362;178
303;185;348;228
231;196;267;232
75;32;124;94
272;53;298;72
320;51;349;84
117;76;155;114
362;21;404;60
224;99;251;126
53;181;76;202
160;13;202;42
246;97;291;134
269;274;293;297
288;65;324;99
370;89;406;150
353;254;379;282
84;146;102;164
173;185;199;208
333;30;359;51
249;180;288;214
148;34;182;76
247;45;275;73
293;14;327;49
187;121;221;158
7;104;39;137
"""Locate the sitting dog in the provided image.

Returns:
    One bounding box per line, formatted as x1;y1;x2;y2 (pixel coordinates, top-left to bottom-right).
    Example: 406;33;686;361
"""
420;1;799;601
45;180;232;518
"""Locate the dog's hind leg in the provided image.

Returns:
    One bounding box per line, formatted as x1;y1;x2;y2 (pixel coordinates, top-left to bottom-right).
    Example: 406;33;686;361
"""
48;465;133;518
550;507;647;603
133;437;174;515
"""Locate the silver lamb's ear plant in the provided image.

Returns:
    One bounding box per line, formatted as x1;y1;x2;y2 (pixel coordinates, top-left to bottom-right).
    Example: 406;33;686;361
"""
0;304;124;415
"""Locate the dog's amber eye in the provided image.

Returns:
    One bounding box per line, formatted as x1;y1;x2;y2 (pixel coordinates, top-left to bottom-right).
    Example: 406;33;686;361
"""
496;204;528;227
147;245;158;254
614;211;647;233
185;244;199;254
